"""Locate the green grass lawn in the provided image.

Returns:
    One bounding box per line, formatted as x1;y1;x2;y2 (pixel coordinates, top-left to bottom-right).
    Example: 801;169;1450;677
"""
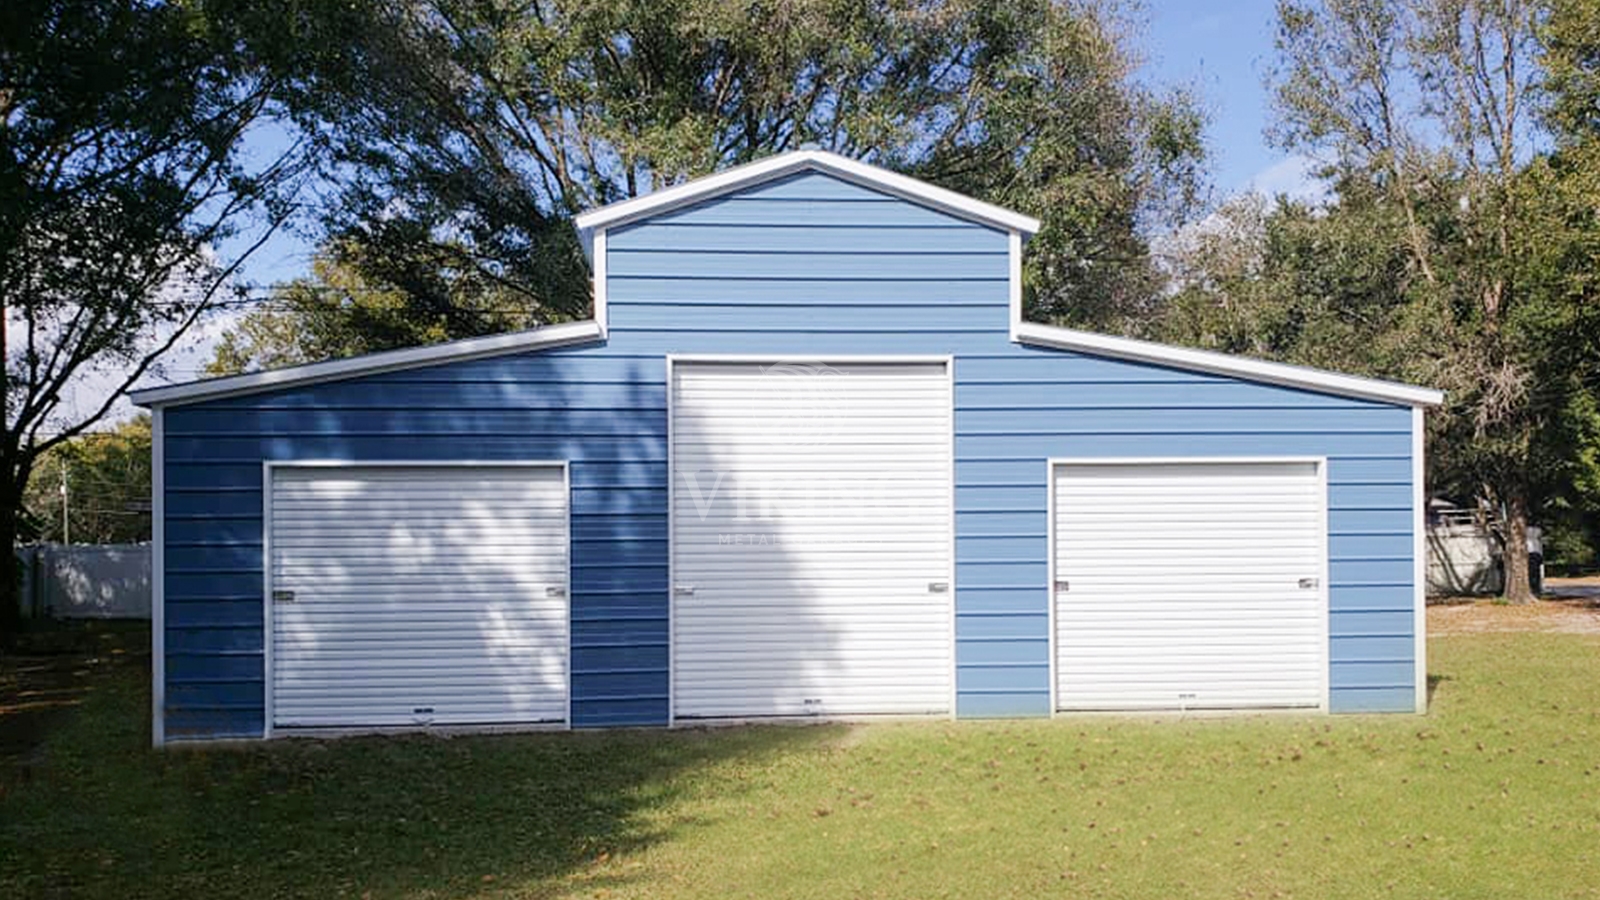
3;628;1599;899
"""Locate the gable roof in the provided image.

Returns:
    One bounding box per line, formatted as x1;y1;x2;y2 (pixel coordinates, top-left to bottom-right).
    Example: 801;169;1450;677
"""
573;149;1042;241
1014;321;1444;407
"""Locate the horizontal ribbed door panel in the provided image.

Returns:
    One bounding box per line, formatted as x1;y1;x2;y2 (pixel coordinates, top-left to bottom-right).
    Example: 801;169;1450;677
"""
672;361;952;718
270;465;568;728
1054;461;1326;711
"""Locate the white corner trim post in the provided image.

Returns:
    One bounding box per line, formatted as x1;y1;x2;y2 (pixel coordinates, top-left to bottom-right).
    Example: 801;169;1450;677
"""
592;228;608;339
150;407;166;746
1413;406;1428;713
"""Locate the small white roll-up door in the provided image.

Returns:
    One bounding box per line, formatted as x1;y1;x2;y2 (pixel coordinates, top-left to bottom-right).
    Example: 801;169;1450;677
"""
671;361;952;719
269;465;569;728
1053;461;1327;712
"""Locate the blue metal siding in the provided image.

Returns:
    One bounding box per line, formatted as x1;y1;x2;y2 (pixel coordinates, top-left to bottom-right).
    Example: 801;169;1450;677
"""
160;169;1419;738
162;353;669;736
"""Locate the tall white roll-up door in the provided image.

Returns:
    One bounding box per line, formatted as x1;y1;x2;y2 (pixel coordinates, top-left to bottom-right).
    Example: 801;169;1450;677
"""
671;361;952;719
1053;461;1327;712
269;465;569;728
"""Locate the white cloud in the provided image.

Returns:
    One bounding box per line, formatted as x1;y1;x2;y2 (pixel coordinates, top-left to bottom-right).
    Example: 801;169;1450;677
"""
1242;154;1331;203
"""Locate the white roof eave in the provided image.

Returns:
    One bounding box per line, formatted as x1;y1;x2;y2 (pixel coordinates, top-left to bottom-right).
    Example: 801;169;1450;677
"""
574;149;1041;239
130;319;605;408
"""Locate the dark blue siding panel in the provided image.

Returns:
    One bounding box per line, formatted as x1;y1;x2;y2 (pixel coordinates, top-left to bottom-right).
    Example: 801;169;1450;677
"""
161;169;1421;738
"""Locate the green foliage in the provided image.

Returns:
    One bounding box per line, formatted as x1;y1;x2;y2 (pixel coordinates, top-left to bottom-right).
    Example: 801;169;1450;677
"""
21;416;151;545
0;0;300;634
205;0;1206;372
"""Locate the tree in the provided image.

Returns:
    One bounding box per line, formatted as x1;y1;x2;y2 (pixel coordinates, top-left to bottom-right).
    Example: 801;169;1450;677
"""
1253;0;1585;601
205;0;1204;373
1;0;301;637
22;415;152;545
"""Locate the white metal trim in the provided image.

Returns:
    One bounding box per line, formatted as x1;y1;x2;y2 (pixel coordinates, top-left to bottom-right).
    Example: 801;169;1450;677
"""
1412;406;1428;713
592;228;608;339
946;356;958;720
150;408;166;746
1013;321;1445;408
130;319;604;408
1046;456;1333;715
665;355;677;728
1045;456;1057;716
1316;457;1332;714
1008;232;1024;342
260;460;274;739
574;149;1041;236
262;459;573;736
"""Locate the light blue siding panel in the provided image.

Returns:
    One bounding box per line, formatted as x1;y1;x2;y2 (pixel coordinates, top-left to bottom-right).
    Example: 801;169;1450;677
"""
730;172;928;202
1330;585;1415;612
1331;534;1414;558
166;626;261;654
954;486;1046;513
1329;558;1413;586
958;432;1413;459
1329;509;1414;533
957;691;1053;718
1329;483;1413;509
1330;609;1414;636
957;613;1050;640
957;536;1047;561
956;511;1048;536
1331;635;1415;662
957;380;1384;410
958;640;1049;667
612;303;1000;331
605;330;1002;354
609;222;1007;253
1330;687;1416;713
655;196;972;228
961;406;1409;434
955;459;1043;487
958;664;1051;692
1332;660;1416;690
957;587;1050;614
192;380;665;411
609;278;1007;305
610;250;1006;280
958;560;1046;588
1325;457;1414;482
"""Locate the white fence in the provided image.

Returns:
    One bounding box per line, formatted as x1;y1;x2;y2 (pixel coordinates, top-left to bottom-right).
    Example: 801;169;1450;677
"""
16;543;152;619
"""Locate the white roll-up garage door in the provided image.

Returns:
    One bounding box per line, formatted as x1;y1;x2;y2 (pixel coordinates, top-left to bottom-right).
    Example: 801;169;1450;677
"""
1053;460;1327;712
269;464;569;729
671;360;952;719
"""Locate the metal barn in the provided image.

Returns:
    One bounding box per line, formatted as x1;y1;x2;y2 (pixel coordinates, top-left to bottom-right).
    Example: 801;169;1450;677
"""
133;151;1443;743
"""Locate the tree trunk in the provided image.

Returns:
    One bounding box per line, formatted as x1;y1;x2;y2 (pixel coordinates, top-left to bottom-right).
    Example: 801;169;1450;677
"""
0;478;23;647
1501;494;1537;604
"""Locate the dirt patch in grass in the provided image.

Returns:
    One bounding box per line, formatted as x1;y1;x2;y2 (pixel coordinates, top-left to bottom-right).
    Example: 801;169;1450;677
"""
0;622;148;788
1429;581;1600;636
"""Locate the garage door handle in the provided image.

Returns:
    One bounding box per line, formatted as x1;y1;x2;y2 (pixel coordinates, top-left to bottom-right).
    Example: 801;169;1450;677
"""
546;586;567;597
1298;578;1319;589
928;581;949;593
674;585;696;596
